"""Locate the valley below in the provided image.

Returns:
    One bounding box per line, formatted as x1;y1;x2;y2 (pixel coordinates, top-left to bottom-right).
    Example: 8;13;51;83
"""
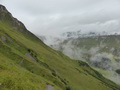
0;4;120;90
39;31;120;85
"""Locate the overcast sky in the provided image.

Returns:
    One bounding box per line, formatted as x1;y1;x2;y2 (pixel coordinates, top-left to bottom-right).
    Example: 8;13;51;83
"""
0;0;120;36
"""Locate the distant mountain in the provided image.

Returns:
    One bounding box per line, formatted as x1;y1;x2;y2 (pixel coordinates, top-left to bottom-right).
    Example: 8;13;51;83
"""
61;30;110;38
39;31;120;85
1;4;120;90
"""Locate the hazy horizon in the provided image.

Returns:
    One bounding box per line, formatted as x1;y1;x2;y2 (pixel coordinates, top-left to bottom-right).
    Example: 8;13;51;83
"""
0;0;120;36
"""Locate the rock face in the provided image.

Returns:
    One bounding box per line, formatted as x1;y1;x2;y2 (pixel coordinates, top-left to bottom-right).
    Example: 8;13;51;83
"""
25;53;36;61
0;4;42;42
0;4;27;32
116;69;120;74
0;5;7;13
46;84;54;90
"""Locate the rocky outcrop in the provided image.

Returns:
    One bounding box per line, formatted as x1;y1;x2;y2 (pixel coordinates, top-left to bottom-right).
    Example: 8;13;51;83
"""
0;4;43;43
116;69;120;74
0;4;27;32
46;83;54;90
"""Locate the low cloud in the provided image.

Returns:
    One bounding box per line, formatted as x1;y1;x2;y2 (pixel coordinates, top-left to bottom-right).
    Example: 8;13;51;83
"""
0;0;120;35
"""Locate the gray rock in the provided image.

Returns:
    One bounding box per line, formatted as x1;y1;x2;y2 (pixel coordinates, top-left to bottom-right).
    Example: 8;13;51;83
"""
25;53;36;61
46;83;54;90
0;36;7;42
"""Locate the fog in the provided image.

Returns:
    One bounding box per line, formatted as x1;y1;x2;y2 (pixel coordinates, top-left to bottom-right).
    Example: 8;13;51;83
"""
43;36;120;85
1;0;120;85
0;0;120;36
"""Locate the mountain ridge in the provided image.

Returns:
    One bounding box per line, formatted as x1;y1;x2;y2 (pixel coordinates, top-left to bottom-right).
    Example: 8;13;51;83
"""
40;31;120;85
0;4;120;90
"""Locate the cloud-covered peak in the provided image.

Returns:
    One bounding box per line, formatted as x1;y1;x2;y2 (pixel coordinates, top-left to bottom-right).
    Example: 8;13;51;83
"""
0;0;120;35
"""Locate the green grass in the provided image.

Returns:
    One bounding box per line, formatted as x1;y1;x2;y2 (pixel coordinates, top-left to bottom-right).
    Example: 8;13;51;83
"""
0;5;120;90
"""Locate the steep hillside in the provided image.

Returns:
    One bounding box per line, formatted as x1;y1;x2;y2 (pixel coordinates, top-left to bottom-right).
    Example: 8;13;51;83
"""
0;4;120;90
44;31;120;85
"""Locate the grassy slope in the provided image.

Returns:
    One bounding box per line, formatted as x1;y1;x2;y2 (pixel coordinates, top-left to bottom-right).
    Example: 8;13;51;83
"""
74;35;120;51
0;5;120;90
